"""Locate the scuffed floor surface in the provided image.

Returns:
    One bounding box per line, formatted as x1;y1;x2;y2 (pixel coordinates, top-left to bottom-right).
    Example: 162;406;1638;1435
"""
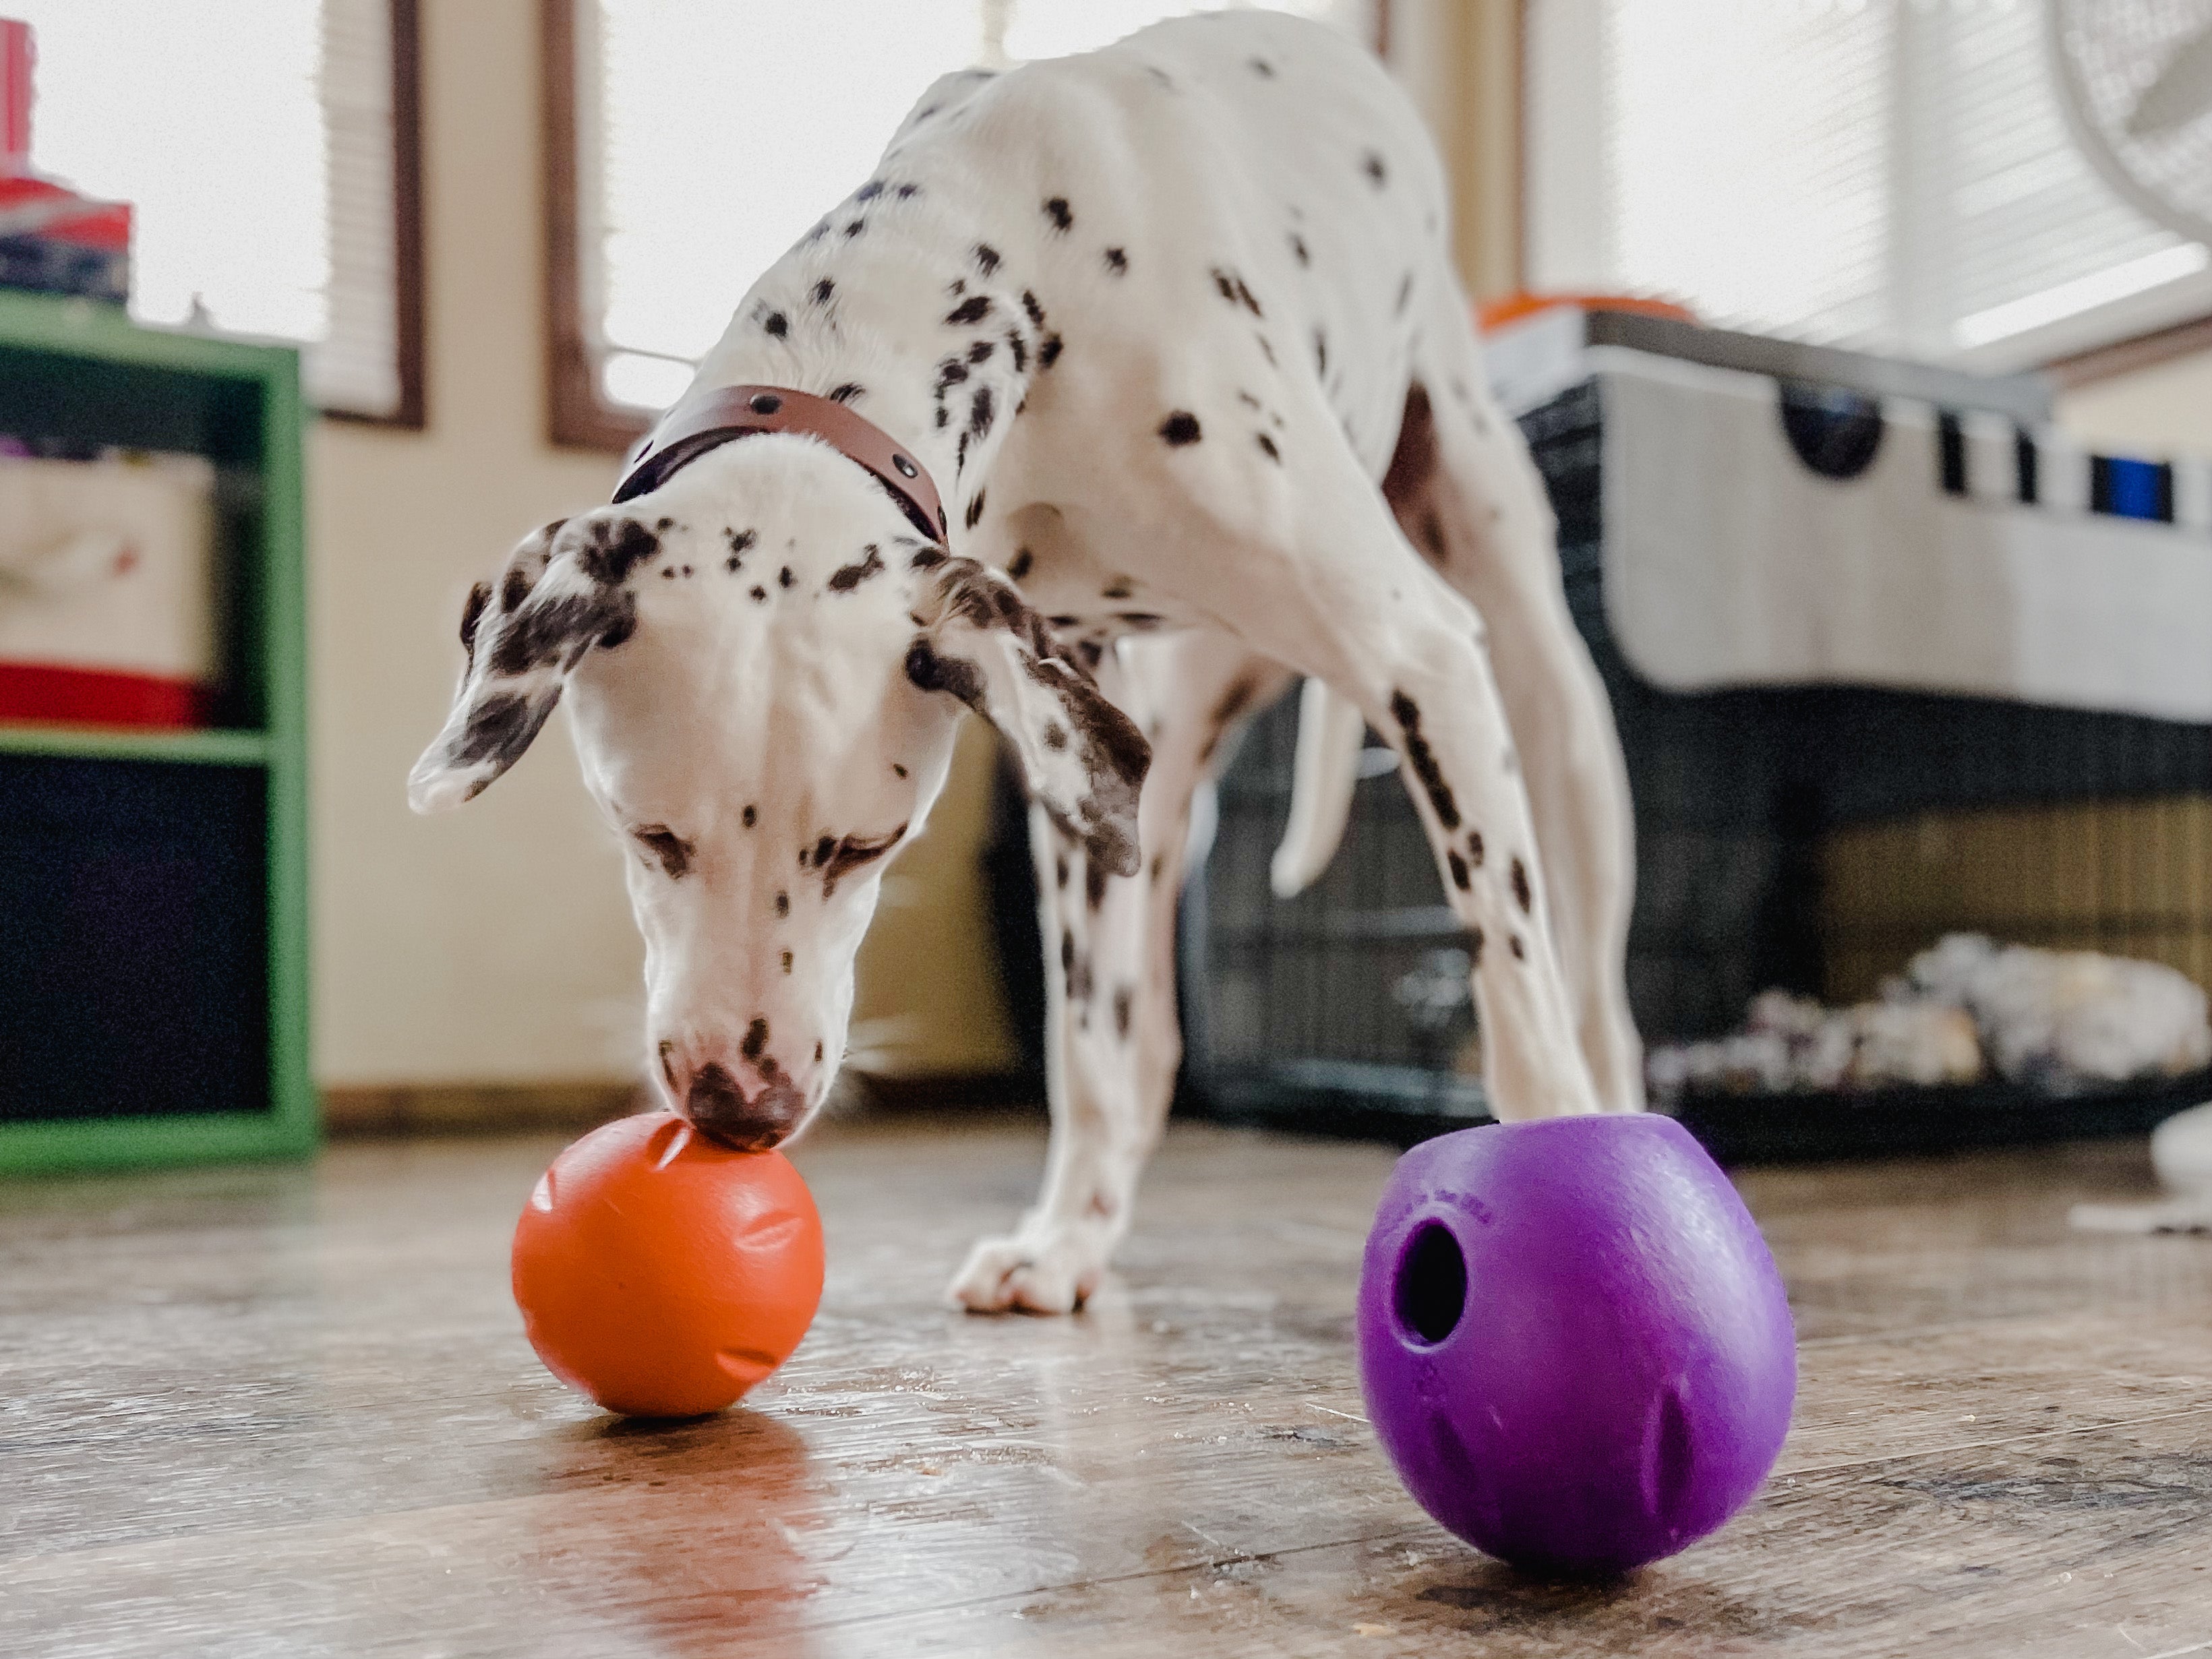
4;1112;2211;1656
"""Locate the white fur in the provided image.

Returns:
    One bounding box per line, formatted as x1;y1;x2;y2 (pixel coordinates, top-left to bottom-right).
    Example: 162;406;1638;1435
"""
411;14;1642;1310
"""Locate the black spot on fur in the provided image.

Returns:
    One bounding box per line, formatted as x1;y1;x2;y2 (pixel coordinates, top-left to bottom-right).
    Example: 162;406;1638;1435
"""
1390;690;1460;831
750;585;768;602
897;182;920;199
1511;857;1532;913
855;179;885;202
967;339;995;365
909;545;948;571
779;566;794;589
814;1041;825;1063
1149;853;1164;884
1467;828;1484;867
1313;327;1328;375
1249;57;1275;77
763;310;787;338
781;950;793;974
1044;196;1073;231
452;691;545;772
742;804;757;828
1467;927;1485;965
969;386;996;439
808;835;835;869
1085;860;1108;911
905;637;987;711
724;526;756;564
575;516;660;584
1104;247;1127;274
828;381;863;404
812;278;835;304
632;824;694;879
1289;231;1309;266
774;891;789;917
1114;985;1134;1037
1447;849;1470;891
934;357;970;394
1159;411;1202;446
974;243;1001;276
1007;548;1034;580
945;293;992;326
892;762;907;778
1056;855;1070;888
818;824;905;897
459;582;492;667
1043;721;1068;752
844;219;866;238
489;587;636;675
1509;934;1526;961
742;1017;769;1060
1038;334;1063;369
1021;289;1046;327
965;492;988;530
1005;329;1027;371
828;544;885;592
1256;432;1280;462
1102;577;1134;601
1363;150;1387;186
1255;332;1276;366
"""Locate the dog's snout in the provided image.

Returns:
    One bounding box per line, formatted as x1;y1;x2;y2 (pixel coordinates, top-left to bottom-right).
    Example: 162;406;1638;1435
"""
682;1060;806;1151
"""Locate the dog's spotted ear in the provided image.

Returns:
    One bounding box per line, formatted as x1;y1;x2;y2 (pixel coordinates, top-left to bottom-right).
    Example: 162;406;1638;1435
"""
908;558;1150;874
408;514;650;812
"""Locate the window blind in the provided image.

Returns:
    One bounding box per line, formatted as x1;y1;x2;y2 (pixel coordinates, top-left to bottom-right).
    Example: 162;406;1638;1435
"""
583;0;1356;414
1527;0;2212;368
12;0;405;418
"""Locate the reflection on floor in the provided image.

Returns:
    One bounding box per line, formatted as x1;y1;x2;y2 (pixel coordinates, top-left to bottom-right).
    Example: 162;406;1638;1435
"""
4;1110;2211;1656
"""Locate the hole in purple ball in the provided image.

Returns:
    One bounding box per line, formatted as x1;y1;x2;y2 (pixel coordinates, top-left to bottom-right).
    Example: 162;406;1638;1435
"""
1394;1220;1466;1346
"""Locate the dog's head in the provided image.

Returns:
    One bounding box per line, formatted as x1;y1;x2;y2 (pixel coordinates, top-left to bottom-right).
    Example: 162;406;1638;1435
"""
409;438;1148;1148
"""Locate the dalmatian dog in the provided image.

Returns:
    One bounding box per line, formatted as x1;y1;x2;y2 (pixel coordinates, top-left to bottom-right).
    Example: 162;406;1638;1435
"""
409;11;1642;1314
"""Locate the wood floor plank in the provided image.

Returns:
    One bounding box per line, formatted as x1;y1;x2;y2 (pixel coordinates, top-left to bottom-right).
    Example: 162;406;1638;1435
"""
3;1114;2209;1656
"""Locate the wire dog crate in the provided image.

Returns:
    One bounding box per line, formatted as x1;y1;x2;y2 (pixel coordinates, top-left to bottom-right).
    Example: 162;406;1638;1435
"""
1178;311;2212;1160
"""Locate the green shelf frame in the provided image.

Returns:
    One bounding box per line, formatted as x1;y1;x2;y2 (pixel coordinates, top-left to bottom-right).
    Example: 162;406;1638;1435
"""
0;290;313;1175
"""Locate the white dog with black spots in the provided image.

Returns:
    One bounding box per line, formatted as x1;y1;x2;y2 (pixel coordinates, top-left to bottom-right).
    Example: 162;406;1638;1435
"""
411;11;1643;1314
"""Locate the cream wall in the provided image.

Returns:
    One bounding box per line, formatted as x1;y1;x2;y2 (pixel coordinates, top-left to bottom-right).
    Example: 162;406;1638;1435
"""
2058;351;2212;454
310;0;1014;1089
309;0;639;1085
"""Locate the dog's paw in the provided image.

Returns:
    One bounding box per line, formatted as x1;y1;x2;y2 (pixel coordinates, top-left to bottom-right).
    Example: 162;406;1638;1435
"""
947;1228;1106;1315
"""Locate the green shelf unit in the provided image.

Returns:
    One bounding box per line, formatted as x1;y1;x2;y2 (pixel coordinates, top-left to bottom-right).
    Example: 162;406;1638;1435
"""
0;291;312;1175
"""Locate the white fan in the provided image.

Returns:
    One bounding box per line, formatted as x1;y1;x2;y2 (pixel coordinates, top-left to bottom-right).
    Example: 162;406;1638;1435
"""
2047;0;2212;245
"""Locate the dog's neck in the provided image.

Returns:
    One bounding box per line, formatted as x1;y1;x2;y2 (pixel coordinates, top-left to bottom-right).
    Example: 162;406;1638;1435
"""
686;223;1048;544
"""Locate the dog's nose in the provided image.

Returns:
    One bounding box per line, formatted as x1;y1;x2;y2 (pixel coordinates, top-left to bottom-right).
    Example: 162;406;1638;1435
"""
682;1061;806;1151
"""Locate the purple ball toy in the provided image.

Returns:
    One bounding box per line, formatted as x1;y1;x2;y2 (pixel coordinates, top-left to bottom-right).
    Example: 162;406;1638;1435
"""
1356;1114;1795;1574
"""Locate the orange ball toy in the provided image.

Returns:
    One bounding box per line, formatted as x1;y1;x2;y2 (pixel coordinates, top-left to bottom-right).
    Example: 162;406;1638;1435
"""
510;1111;825;1417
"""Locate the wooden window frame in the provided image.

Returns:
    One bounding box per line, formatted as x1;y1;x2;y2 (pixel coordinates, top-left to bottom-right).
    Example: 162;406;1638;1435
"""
539;0;1399;454
321;0;427;430
541;0;646;452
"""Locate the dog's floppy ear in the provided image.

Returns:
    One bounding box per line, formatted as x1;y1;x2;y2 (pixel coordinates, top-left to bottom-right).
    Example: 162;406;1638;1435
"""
907;557;1151;874
407;514;652;812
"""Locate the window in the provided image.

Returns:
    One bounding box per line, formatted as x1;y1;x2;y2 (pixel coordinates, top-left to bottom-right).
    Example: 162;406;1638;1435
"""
11;0;423;423
547;0;1369;449
1525;0;2212;371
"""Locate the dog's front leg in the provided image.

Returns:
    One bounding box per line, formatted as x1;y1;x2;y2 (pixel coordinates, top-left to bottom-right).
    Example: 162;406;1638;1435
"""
950;633;1284;1313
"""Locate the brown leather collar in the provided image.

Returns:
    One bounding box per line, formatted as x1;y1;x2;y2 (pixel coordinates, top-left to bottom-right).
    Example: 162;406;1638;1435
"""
612;384;949;541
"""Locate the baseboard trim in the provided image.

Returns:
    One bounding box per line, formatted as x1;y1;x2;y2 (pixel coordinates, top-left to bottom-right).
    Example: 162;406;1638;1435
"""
321;1071;1039;1139
321;1081;645;1139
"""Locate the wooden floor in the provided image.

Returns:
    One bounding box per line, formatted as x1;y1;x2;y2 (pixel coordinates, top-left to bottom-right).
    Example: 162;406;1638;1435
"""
5;1112;2212;1658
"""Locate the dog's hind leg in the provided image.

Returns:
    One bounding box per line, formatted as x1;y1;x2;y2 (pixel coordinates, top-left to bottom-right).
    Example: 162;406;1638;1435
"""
1385;303;1644;1110
949;630;1287;1313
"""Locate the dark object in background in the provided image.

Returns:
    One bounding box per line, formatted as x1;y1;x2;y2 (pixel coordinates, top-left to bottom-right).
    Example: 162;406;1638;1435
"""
982;746;1048;1097
0;754;267;1122
1173;369;2212;1162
